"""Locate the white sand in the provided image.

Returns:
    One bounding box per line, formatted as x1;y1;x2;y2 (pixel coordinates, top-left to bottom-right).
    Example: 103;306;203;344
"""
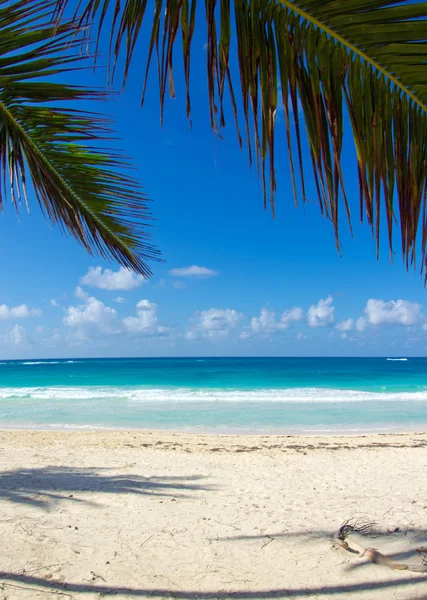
0;430;426;599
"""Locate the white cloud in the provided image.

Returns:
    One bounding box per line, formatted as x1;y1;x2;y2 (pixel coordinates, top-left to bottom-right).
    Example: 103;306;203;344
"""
307;296;335;327
239;330;252;340
356;317;367;332
330;299;424;335
64;293;168;341
4;325;27;346
50;299;59;307
172;280;185;289
169;265;218;278
81;266;146;291
0;304;41;319
250;307;284;336
114;297;126;304
336;318;354;332
280;307;303;326
122;300;168;336
63;294;119;339
242;305;303;338
187;308;243;340
74;286;89;301
296;332;307;340
363;299;423;327
35;326;44;334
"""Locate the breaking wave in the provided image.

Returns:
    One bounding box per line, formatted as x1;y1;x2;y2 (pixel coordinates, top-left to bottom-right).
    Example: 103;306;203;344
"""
22;361;60;365
386;358;408;362
0;386;426;403
20;360;78;366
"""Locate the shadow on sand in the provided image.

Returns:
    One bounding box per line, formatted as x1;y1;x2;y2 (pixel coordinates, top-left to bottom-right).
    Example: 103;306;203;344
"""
0;467;426;596
0;465;210;508
0;571;427;598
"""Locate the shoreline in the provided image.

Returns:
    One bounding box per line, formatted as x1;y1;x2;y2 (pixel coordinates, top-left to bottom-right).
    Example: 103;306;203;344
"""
1;428;427;449
0;423;427;437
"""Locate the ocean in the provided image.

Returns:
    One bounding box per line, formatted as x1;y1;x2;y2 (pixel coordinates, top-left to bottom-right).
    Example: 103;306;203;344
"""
0;357;426;433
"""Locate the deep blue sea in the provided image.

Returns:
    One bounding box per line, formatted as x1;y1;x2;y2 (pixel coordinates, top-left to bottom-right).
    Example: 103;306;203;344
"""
0;357;426;433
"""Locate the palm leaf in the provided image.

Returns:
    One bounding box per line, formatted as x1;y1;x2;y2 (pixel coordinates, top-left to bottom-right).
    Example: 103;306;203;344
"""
0;0;159;277
55;0;427;278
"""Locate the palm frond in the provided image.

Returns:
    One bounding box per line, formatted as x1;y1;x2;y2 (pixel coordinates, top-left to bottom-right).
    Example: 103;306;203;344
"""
0;0;159;277
55;0;427;277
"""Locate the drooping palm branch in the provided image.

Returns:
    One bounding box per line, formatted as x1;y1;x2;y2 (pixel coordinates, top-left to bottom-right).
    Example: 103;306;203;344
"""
55;0;427;277
0;0;159;277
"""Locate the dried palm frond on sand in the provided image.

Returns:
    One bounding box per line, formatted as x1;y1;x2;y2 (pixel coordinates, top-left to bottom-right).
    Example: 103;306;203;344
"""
333;519;427;574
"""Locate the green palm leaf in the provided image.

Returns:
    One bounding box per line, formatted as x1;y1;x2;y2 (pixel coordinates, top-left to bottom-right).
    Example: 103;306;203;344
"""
0;0;159;277
55;0;427;277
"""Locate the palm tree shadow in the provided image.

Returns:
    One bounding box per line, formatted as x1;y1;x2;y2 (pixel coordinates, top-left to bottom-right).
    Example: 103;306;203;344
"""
0;466;210;509
0;571;427;598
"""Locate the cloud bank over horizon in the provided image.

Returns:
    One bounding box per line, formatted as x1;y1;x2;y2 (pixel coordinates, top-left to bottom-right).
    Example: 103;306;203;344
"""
1;265;426;358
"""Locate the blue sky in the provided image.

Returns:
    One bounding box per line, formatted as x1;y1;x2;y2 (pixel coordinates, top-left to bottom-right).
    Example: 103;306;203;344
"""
1;11;427;359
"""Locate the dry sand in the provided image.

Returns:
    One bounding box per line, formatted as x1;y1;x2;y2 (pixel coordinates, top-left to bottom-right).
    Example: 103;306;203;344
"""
0;430;426;599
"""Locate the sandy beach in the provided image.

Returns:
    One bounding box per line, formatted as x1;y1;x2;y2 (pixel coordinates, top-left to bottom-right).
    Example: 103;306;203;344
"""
0;430;426;599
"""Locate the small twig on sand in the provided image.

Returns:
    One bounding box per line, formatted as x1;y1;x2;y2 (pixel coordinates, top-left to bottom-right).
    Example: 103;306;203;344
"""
417;548;427;565
90;570;106;582
0;582;73;597
140;533;155;548
261;535;274;549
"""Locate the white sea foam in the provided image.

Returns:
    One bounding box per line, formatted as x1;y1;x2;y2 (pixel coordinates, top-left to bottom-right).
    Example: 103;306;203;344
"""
21;361;60;365
386;358;408;361
0;386;426;403
20;360;79;366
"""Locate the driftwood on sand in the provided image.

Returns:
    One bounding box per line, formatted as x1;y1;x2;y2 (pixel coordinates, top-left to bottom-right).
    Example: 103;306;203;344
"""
333;519;427;573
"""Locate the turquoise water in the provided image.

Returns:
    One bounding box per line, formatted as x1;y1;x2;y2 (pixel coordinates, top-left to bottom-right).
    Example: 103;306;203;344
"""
0;357;426;433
